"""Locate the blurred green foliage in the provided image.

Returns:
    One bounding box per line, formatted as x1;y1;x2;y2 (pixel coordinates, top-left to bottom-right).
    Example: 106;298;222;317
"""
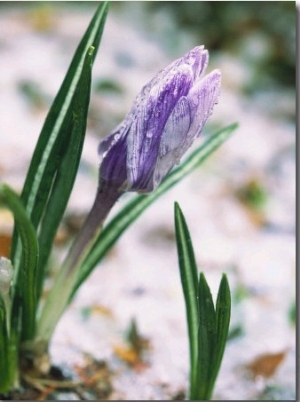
1;1;295;95
237;178;268;211
227;324;244;341
18;79;49;110
94;78;124;95
288;300;295;327
147;1;295;91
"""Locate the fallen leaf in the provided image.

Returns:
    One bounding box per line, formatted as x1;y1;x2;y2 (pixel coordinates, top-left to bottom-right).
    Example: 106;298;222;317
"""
0;209;13;257
235;177;268;227
113;345;140;366
90;304;114;317
126;318;151;355
0;233;11;257
81;304;114;321
113;319;151;370
74;355;113;399
246;350;287;378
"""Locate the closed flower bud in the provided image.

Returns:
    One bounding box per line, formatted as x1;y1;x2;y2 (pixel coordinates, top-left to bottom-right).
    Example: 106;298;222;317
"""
63;47;221;276
98;46;221;193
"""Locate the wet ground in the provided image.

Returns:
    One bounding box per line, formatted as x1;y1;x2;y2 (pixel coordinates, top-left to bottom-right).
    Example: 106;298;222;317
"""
0;3;296;400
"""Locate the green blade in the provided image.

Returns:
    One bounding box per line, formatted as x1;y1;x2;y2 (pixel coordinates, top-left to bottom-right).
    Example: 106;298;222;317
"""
36;46;95;300
174;202;199;396
10;1;109;273
0;297;19;392
0;299;10;392
74;123;238;294
207;273;231;396
0;184;38;341
194;272;217;400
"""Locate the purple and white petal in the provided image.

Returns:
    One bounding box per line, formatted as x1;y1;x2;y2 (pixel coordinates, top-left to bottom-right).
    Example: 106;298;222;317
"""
153;96;191;188
98;46;221;193
186;69;221;140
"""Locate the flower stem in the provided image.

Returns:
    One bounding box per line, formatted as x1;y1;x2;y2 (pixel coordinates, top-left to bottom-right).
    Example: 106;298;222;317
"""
35;183;121;346
65;183;121;274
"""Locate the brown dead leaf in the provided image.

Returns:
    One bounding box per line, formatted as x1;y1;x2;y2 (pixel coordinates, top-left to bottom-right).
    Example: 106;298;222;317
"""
242;207;267;227
0;233;11;257
126;318;151;355
74;355;113;399
81;304;114;320
246;350;287;378
113;345;149;372
0;209;13;257
235;177;268;227
113;320;151;370
113;345;140;366
90;304;114;317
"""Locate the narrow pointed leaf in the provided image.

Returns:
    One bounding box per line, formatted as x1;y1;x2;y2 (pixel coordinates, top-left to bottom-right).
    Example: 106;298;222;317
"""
194;272;217;400
36;46;95;299
0;300;10;392
174;202;199;396
0;184;38;340
0;299;20;393
10;1;109;276
0;293;19;393
74;123;238;294
208;273;231;395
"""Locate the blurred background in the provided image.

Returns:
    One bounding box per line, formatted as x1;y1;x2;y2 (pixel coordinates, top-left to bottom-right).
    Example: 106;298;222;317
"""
0;2;296;400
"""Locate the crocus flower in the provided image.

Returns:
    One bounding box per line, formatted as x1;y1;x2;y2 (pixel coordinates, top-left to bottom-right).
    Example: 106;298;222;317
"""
98;46;221;193
64;46;220;273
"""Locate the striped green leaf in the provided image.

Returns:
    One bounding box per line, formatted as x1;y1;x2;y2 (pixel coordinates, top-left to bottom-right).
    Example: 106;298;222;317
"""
194;273;231;400
208;273;231;395
174;202;199;396
36;45;95;301
194;272;217;400
10;2;109;291
0;184;38;340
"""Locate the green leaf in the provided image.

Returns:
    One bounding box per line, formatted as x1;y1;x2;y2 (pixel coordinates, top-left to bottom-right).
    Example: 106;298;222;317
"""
0;299;19;392
194;273;231;400
174;202;199;396
0;293;19;393
10;1;109;283
36;46;95;300
74;123;238;294
208;273;231;395
194;272;217;400
0;299;10;392
0;184;38;341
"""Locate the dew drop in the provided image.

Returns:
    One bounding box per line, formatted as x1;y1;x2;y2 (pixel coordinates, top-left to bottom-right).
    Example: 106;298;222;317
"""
146;131;153;139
